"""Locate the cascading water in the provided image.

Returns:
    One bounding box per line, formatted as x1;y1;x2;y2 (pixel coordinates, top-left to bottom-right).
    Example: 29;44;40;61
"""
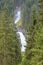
14;7;27;52
17;32;26;52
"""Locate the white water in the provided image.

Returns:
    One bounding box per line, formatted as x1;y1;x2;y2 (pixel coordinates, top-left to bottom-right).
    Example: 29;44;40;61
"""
15;9;21;24
17;32;26;52
14;8;26;52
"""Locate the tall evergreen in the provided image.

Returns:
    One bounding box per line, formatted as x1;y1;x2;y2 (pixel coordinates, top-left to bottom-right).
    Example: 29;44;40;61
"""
22;0;37;30
0;1;22;65
22;5;38;65
22;0;43;65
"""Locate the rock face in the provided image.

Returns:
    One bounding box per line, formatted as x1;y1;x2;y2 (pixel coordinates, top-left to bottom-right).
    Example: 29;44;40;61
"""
17;27;27;36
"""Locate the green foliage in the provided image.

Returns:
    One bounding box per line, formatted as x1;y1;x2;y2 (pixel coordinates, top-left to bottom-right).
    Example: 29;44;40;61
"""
22;0;43;65
0;1;22;65
0;0;43;65
22;0;38;31
16;20;22;27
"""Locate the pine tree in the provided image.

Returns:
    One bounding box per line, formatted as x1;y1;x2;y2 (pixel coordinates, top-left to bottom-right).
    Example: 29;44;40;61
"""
0;5;22;65
22;0;37;30
22;1;43;65
22;5;37;65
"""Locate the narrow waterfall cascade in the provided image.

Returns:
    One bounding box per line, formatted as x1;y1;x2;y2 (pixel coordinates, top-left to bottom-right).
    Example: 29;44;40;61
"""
14;8;21;24
17;32;26;52
14;7;27;52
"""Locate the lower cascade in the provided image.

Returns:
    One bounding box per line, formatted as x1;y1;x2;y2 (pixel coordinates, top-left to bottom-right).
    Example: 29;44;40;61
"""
17;32;26;52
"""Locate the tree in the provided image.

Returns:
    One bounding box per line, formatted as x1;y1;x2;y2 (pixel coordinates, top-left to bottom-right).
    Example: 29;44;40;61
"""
22;5;38;65
22;1;43;65
0;4;22;65
22;0;37;30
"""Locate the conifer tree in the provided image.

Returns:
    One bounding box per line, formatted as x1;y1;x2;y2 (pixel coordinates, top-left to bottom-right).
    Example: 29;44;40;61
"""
22;5;38;65
22;1;43;65
0;4;22;65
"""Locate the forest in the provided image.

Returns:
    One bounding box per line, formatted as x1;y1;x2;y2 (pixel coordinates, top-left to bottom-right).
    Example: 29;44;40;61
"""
0;0;43;65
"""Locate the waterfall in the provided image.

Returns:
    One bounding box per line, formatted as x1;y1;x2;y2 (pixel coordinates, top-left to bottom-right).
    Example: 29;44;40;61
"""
17;32;26;52
14;7;27;52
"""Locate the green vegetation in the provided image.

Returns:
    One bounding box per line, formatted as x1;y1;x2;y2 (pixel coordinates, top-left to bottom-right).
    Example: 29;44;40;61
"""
16;20;22;27
0;1;22;65
0;0;43;65
21;0;43;65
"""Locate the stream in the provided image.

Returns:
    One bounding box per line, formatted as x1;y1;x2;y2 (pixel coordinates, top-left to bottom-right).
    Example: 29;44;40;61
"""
14;7;27;52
